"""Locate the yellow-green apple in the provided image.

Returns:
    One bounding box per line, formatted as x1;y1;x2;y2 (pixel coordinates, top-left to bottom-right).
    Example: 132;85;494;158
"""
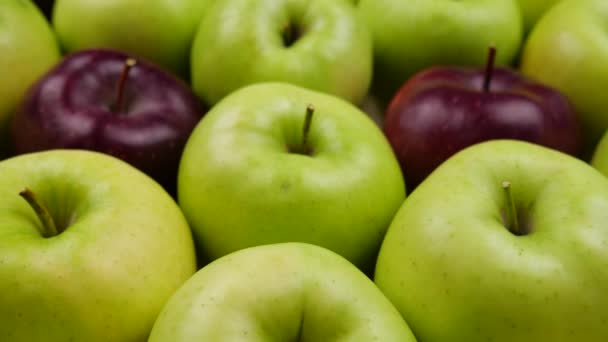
375;139;608;341
520;0;608;156
52;0;210;77
177;82;405;272
358;0;523;98
190;0;373;106
516;0;561;33
148;242;417;341
591;131;608;177
0;150;197;341
0;0;60;158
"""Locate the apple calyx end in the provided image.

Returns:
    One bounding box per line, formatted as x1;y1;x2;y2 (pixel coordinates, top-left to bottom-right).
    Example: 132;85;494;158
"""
19;187;59;238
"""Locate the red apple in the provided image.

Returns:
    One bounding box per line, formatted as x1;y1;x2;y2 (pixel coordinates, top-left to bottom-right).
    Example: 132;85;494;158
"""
11;49;205;196
384;47;582;190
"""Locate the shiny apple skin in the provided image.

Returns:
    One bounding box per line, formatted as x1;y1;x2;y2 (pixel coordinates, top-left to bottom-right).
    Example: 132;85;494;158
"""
11;49;205;195
384;66;582;190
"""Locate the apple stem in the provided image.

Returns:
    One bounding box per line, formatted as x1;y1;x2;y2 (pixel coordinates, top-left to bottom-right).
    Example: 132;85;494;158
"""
19;188;58;238
483;46;497;93
301;104;315;151
502;181;521;235
113;58;137;113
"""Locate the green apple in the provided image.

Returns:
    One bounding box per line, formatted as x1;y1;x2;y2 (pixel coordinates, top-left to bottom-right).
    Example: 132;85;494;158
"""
516;0;561;33
148;242;416;341
177;82;405;272
190;0;373;106
375;139;608;341
52;0;210;77
358;0;523;97
590;131;608;177
0;150;197;341
0;0;60;158
520;0;608;156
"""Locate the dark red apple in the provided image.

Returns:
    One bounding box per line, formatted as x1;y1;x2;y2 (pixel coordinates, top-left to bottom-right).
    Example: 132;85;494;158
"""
384;47;582;190
11;48;205;196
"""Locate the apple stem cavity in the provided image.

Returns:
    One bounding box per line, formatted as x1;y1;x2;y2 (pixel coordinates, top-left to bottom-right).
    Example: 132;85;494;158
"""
113;58;137;113
282;22;300;47
19;188;59;238
483;46;497;93
501;181;522;236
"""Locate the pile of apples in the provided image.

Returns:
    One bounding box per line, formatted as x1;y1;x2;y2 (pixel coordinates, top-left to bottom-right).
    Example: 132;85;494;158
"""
2;0;608;341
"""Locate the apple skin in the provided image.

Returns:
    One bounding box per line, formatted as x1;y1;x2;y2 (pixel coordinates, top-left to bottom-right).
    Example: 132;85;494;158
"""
520;0;608;156
375;139;608;341
516;0;560;33
0;149;197;342
177;82;405;271
0;0;61;158
148;242;416;341
357;0;523;97
384;65;582;189
11;49;205;196
590;131;608;177
190;0;373;106
52;0;210;77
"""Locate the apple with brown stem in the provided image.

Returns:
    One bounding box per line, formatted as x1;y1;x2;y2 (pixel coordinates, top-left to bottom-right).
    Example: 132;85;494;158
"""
11;48;205;196
383;46;582;190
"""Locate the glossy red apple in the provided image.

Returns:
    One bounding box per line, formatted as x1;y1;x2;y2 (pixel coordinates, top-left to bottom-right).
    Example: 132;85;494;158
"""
384;47;582;190
11;49;205;196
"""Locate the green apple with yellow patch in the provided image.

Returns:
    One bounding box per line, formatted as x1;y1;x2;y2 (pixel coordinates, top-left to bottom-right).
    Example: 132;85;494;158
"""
520;0;608;155
375;139;608;341
0;150;197;341
149;242;417;341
